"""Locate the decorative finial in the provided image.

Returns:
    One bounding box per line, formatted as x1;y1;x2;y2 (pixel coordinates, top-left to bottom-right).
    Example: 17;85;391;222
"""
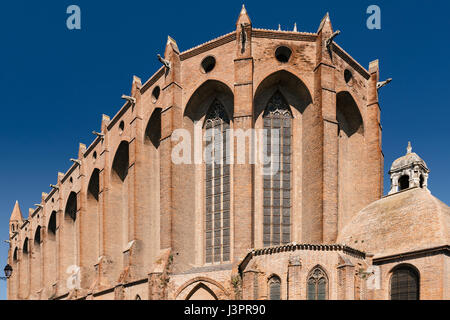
241;4;247;15
278;24;281;31
293;22;298;32
407;141;412;154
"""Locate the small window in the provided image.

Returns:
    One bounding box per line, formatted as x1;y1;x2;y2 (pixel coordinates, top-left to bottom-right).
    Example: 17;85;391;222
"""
307;267;328;300
275;46;292;63
268;276;281;300
344;69;353;85
201;56;216;73
23;238;29;254
152;86;160;103
420;175;424;188
13;248;18;262
119;121;125;134
399;175;409;191
391;265;419;300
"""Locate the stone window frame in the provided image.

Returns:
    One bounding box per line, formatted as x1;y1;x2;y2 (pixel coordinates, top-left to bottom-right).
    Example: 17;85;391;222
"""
268;274;282;300
204;99;231;264
306;265;329;300
262;90;293;248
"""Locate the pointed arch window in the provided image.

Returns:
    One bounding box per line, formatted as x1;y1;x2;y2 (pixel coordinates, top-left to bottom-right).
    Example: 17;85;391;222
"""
263;91;292;247
268;275;281;300
48;211;57;236
13;247;18;262
307;267;328;300
65;192;78;222
205;99;230;264
34;226;42;247
23;238;29;255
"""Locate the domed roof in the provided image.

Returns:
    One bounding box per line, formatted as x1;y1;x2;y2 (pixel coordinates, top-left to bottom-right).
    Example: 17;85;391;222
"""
337;188;450;257
390;142;428;172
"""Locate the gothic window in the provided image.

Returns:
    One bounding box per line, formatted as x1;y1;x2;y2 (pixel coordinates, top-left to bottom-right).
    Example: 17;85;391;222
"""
88;169;100;201
307;267;328;300
13;247;18;262
65;192;78;222
23;238;29;255
263;91;292;247
205;99;230;264
34;226;41;246
112;141;130;182
48;211;57;236
253;273;259;299
268;276;281;300
390;265;419;300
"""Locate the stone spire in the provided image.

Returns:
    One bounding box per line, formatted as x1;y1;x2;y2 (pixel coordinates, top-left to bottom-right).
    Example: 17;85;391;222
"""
293;22;298;32
236;4;251;25
10;200;23;222
317;12;333;34
9;201;23;238
236;4;252;58
389;142;430;194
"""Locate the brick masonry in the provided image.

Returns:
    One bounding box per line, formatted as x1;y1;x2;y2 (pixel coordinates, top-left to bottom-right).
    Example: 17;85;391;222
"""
5;6;449;300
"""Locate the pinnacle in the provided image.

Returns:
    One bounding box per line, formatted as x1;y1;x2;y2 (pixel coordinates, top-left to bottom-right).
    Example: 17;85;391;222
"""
10;200;23;222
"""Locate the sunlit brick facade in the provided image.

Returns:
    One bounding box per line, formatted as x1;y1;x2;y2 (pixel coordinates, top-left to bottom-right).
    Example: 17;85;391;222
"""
6;6;449;300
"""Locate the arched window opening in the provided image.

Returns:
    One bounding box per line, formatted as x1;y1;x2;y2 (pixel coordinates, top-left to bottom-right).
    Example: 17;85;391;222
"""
145;108;162;149
307;267;328;300
112;141;129;182
420;175;424;188
34;226;41;246
390;265;419;300
344;69;353;85
88;169;100;201
152;86;161;103
13;247;18;262
268;276;281;300
65;192;78;222
263;91;292;247
399;175;410;191
48;211;57;236
336;92;364;137
23;238;29;255
205;99;230;264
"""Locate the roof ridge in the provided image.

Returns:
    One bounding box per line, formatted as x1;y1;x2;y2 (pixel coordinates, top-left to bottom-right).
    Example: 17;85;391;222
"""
180;31;235;56
252;27;316;35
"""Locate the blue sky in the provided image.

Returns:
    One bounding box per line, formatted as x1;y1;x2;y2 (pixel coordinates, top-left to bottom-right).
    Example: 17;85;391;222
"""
0;0;449;299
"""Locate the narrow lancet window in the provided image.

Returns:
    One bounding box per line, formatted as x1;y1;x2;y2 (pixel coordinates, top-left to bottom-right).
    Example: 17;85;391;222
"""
205;99;230;263
263;91;292;247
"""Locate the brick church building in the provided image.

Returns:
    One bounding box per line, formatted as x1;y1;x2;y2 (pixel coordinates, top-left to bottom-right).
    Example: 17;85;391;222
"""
6;6;449;300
